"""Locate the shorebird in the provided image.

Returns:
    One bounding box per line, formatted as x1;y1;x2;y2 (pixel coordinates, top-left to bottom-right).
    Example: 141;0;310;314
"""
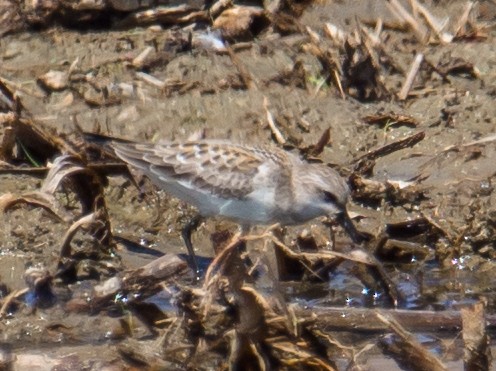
86;134;368;274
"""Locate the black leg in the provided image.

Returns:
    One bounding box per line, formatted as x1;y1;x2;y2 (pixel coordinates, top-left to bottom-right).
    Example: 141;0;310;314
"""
181;214;204;276
337;211;370;244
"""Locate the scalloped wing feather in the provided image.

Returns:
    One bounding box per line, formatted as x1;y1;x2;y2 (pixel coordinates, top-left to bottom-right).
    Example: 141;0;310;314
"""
112;141;278;199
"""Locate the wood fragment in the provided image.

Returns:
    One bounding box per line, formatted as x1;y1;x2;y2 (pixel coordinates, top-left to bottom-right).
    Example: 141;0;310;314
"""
362;113;418;128
132;46;154;68
116;5;208;28
309;127;331;156
135;71;165;89
461;301;491;371
130;254;190;282
0;113;16;162
398;53;423;100
294;306;496;333
376;312;448;371
354;131;425;165
438;58;480;79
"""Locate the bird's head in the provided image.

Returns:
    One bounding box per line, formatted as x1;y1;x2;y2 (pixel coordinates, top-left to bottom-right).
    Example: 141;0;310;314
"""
304;164;369;243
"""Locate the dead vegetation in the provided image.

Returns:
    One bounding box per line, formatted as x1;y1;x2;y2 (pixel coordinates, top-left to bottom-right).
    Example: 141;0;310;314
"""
0;0;495;369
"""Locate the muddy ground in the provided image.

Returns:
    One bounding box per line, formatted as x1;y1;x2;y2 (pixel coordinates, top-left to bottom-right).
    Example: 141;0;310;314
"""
0;0;495;370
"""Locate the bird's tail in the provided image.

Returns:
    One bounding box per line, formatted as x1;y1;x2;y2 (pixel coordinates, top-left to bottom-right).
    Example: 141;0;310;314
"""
82;131;134;147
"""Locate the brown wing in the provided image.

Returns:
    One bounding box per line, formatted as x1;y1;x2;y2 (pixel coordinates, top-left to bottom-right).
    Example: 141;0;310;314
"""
112;141;267;199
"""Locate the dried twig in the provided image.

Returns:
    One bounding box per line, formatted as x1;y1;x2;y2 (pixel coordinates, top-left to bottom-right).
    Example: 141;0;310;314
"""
376;312;448;371
0;288;29;318
461;301;491;370
136;72;165;89
354;131;426;164
209;0;233;18
294;306;496;332
324;22;347;44
415;0;454;43
263;97;286;145
452;2;475;37
386;0;428;42
0;192;67;222
59;212;100;258
398;53;423;100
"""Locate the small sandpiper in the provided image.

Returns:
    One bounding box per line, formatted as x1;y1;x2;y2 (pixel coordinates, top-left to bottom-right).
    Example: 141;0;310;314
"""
87;134;368;273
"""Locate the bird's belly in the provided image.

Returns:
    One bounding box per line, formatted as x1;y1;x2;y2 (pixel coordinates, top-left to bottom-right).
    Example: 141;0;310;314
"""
218;199;326;226
216;198;275;225
153;176;326;226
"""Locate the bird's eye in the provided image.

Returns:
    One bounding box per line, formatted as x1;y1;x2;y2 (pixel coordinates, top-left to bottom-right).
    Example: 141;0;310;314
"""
322;191;338;204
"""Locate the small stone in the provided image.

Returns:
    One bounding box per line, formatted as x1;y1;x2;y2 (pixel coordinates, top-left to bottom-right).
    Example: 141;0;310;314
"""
37;70;68;91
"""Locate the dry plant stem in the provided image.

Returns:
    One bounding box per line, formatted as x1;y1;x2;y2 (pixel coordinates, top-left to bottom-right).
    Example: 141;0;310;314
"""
0;76;45;99
305;26;320;43
419;133;496;173
386;0;428;42
263;97;286;145
332;69;345;100
294;306;496;332
136;72;166;89
461;302;491;371
453;2;475;37
0;192;66;222
361;26;405;75
118;5;207;27
203;231;243;284
324;22;347;44
59;212;99;258
412;0;453;42
398;53;423;100
374;18;383;38
0;126;15;162
309;127;331;156
247;230;399;305
270;237;328;281
0;163;128;176
0;112;17;161
209;0;233;18
443;133;496;151
132;47;154;68
0;288;29;318
376;312;448;371
354;131;425;167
